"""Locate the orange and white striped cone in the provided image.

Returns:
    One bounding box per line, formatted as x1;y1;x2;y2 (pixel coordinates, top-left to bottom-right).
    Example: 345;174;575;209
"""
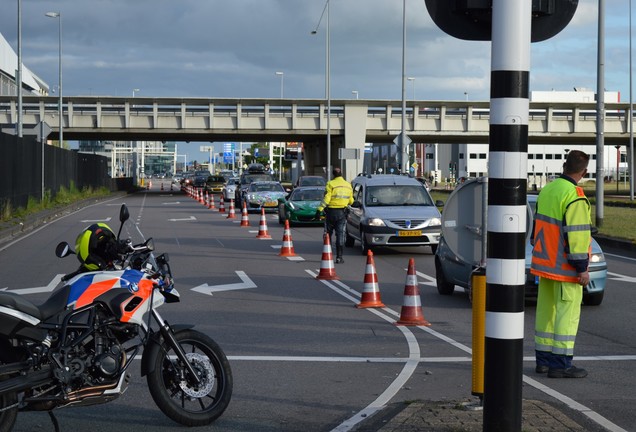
218;197;225;213
226;199;237;219
208;194;216;210
315;233;339;280
204;191;210;206
256;208;272;239
279;220;296;257
240;202;250;227
199;190;206;205
395;258;430;326
356;250;385;308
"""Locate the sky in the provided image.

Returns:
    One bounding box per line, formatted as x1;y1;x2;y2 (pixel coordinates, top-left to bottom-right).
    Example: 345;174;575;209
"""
1;0;633;162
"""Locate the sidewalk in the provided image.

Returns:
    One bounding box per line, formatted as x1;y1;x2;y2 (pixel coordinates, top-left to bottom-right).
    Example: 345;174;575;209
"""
353;398;605;432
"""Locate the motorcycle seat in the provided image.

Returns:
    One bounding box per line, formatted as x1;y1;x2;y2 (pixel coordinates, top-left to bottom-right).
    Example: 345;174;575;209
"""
0;285;71;322
0;291;41;320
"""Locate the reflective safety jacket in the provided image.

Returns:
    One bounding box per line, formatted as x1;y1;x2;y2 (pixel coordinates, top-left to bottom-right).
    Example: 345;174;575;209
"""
530;176;591;283
318;176;353;211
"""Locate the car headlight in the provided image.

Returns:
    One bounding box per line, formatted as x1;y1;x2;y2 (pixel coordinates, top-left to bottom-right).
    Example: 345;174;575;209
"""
590;252;605;263
367;218;386;227
248;194;256;200
424;217;442;227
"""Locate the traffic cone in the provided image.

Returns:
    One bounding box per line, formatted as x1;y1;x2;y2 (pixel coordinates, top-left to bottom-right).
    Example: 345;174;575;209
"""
226;199;237;219
315;233;339;280
279;220;296;257
208;194;216;210
356;250;385;308
199;190;206;205
240;202;250;227
256;208;272;239
395;258;430;326
218;197;225;213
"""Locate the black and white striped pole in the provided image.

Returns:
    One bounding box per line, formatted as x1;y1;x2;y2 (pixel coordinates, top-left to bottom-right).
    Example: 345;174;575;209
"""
483;1;530;429
425;1;579;430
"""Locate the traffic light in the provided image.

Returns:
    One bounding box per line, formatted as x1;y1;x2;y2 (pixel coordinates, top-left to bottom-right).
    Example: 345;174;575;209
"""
425;0;578;42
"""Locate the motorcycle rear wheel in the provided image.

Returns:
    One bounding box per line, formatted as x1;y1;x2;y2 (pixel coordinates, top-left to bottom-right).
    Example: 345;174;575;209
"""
147;329;232;426
0;388;18;432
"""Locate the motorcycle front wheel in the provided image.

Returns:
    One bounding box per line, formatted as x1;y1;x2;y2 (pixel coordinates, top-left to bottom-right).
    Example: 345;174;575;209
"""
147;329;233;426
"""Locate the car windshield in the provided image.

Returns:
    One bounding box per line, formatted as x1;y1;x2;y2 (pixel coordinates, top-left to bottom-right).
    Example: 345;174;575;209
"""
250;183;284;192
241;174;273;185
365;185;433;207
299;177;326;186
207;176;225;183
291;189;324;201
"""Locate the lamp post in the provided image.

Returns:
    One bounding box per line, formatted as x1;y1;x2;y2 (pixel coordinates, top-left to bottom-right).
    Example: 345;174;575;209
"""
17;0;23;138
351;90;359;99
275;71;284;98
407;77;415;100
132;88;140;97
312;0;331;180
400;0;408;174
615;145;621;193
45;11;62;147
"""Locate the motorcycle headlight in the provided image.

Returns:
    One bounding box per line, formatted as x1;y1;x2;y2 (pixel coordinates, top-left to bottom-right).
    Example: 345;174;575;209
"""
368;218;386;227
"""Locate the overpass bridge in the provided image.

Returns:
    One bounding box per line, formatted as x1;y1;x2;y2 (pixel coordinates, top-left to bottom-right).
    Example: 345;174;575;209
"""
1;95;632;177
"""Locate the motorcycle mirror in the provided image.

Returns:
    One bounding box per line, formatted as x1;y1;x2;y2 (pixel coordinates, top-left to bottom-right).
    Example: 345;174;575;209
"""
119;204;130;223
55;241;75;258
146;238;155;251
117;204;130;240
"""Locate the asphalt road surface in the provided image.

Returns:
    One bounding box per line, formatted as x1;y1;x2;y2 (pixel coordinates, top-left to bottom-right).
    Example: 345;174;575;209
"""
1;186;635;432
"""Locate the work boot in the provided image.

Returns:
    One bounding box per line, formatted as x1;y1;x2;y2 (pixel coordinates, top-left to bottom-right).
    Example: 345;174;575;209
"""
547;366;588;378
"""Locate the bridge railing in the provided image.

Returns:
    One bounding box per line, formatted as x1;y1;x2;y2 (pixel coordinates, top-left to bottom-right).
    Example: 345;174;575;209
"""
0;96;631;143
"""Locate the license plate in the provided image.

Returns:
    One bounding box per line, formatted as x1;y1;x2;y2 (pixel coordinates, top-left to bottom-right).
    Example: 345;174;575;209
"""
397;230;422;237
265;202;277;207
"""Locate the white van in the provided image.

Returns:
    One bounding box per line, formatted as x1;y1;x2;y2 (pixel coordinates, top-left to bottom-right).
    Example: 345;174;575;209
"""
345;174;443;254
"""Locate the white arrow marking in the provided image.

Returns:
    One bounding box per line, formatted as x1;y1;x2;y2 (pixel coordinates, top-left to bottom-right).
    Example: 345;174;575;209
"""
162;201;181;205
607;272;636;283
0;274;64;295
80;217;112;223
168;216;197;222
191;271;256;295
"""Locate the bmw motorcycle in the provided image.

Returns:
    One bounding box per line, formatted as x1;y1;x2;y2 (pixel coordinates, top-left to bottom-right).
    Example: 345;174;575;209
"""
0;204;232;431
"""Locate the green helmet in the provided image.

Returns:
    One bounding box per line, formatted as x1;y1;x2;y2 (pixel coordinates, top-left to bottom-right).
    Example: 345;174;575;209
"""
75;223;118;271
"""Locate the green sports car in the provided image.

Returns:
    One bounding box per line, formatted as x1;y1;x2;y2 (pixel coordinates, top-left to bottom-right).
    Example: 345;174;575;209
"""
278;186;325;226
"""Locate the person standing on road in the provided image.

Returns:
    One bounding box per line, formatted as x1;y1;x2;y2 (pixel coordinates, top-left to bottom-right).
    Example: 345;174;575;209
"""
530;150;592;378
317;167;354;264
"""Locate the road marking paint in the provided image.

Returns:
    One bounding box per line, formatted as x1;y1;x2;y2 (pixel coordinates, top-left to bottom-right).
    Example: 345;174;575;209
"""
604;252;636;262
607;271;636;283
307;267;631;432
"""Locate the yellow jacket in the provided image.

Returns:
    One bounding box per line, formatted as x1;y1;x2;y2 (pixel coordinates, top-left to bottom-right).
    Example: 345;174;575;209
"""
318;176;353;211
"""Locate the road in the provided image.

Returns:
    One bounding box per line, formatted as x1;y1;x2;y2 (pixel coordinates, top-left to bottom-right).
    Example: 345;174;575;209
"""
1;185;635;432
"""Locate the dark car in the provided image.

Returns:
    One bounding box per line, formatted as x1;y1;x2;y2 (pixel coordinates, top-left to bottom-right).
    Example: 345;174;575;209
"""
235;165;274;208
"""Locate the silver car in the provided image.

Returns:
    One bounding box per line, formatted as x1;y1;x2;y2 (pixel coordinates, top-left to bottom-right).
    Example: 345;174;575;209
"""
345;174;443;254
434;179;607;305
222;177;239;202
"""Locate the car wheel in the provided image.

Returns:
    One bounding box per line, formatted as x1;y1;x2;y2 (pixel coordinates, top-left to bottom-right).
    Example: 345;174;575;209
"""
360;230;370;255
583;291;604;306
435;257;455;295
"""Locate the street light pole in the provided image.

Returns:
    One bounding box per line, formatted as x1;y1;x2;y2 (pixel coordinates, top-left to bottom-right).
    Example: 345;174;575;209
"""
407;77;415;100
275;71;284;98
312;0;331;180
400;0;408;174
132;88;140;97
46;12;62;147
17;0;23;138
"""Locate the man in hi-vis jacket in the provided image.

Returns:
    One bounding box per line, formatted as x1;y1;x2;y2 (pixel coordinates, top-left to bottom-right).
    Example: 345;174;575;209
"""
530;150;591;378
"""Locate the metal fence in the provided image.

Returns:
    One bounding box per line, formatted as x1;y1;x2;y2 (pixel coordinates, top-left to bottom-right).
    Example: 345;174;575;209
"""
0;132;111;213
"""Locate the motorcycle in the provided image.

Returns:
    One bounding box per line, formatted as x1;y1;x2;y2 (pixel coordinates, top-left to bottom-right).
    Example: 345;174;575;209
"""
0;204;232;431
